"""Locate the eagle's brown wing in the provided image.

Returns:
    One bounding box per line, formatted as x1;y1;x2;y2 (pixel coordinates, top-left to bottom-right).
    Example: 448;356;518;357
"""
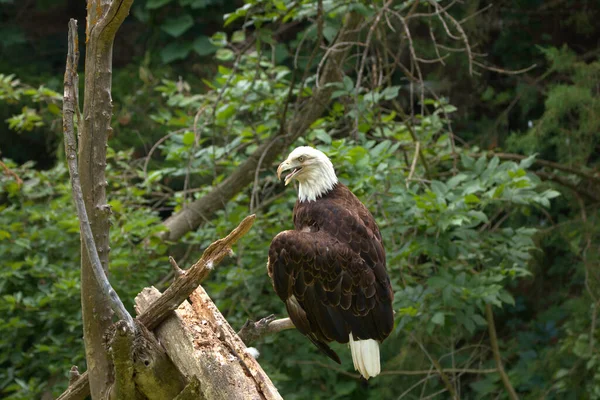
267;227;393;363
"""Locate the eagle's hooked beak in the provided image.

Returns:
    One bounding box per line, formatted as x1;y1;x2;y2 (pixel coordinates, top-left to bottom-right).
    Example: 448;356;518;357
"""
277;159;302;186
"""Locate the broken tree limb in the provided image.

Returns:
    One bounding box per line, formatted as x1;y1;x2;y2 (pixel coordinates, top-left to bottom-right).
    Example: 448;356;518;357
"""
56;371;89;400
136;287;282;400
160;12;364;242
238;316;295;345
189;287;281;399
137;214;256;330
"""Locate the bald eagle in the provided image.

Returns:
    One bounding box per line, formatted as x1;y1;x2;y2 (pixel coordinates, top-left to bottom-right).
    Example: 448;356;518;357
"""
267;146;394;379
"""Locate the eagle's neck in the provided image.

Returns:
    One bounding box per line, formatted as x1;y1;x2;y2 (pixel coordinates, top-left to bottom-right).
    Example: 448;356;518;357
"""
298;162;338;202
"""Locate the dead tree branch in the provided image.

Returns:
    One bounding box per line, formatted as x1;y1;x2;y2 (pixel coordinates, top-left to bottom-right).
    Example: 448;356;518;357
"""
238;315;296;344
63;18;134;330
56;371;89;400
137;214;255;330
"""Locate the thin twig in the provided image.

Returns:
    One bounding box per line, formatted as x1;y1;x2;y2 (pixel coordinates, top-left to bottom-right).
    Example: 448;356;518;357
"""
485;304;519;400
407;141;420;186
0;160;23;186
482;152;600;184
472;60;537;75
381;367;498;376
63;18;135;330
411;333;458;400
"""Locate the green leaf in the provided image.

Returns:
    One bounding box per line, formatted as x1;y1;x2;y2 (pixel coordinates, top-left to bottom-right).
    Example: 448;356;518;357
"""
161;14;194;37
370;140;390;158
471;314;487;326
47;103;61;115
215;48;234;61
498;291;515;306
447;173;468;188
431;312;445;325
160;42;191;63
216;104;235;121
231;30;246;43
468;210;489;223
146;0;173;9
210;32;228;47
313;129;332;144
182;131;195;145
428;276;447;288
192;35;217;56
543;189;561;199
519;154;537;169
464;194;480;204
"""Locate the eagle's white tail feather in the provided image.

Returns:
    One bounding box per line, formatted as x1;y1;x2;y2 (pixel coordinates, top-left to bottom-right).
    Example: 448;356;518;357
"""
349;333;380;379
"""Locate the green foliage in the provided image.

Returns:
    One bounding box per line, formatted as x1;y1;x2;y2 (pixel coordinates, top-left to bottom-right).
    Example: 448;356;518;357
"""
508;46;600;166
0;151;168;399
0;74;61;133
2;0;600;398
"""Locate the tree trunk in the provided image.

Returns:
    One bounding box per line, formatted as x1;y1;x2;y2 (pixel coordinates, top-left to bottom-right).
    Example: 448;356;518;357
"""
78;1;134;398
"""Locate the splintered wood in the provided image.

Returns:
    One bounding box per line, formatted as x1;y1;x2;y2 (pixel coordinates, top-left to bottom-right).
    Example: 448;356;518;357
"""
135;286;282;400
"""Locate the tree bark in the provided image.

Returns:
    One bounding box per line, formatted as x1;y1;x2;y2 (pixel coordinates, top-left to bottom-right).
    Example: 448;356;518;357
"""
78;1;134;398
160;12;364;242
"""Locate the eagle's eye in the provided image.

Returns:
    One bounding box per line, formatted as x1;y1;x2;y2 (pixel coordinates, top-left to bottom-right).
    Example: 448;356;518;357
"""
297;156;305;162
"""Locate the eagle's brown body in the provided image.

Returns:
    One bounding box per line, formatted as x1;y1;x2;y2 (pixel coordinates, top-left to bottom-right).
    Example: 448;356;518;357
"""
267;182;394;364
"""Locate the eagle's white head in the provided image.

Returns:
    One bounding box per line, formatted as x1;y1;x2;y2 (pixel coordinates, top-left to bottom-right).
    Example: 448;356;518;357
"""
277;146;338;202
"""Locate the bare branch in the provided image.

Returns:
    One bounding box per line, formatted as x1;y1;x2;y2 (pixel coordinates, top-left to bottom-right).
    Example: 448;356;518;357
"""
406;141;420;186
381;368;498;376
411;333;458;400
63;18;135;330
68;366;81;387
238;315;296;344
169;256;185;277
138;215;256;330
0;160;23;186
56;371;89;400
473;60;537;75
485;304;519;400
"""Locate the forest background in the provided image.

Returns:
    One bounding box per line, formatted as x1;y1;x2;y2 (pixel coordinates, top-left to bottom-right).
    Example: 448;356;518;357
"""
0;0;599;399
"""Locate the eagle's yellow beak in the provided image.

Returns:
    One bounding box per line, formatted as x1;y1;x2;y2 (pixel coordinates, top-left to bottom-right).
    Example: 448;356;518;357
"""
277;159;302;186
277;161;288;181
